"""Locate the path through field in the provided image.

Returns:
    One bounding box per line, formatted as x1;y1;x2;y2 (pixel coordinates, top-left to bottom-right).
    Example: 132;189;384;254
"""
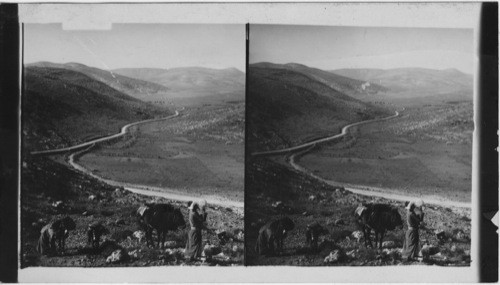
255;110;471;209
32;110;243;211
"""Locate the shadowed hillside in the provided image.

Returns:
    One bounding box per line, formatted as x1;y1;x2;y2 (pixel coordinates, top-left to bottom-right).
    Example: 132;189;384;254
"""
23;66;170;151
331;68;473;99
27;62;170;100
253;62;388;97
248;63;391;152
113;66;245;99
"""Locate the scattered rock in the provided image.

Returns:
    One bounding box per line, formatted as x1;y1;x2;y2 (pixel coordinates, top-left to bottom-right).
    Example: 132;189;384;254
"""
115;219;125;226
203;244;222;259
382;241;396;248
450;245;457;252
324;249;345;264
272;201;283;209
164;248;184;261
351;231;363;242
302;211;308;216
235;230;244;241
133;231;146;242
52;201;64;209
420;244;440;259
455;230;469;241
308;195;317;201
106;249;129;264
128;249;140;259
88;195;97;201
82;211;90;216
346;249;357;259
163;241;177;248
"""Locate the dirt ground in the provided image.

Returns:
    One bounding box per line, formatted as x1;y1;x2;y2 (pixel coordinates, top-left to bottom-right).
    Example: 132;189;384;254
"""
21;156;244;267
77;104;244;202
298;102;472;203
245;157;471;266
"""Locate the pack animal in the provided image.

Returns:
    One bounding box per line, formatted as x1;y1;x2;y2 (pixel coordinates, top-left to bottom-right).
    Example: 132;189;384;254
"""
87;222;109;249
354;203;403;248
137;203;186;248
305;222;329;250
36;216;76;255
255;217;295;256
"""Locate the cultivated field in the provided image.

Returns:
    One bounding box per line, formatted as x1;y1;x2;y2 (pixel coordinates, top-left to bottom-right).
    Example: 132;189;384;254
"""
297;101;473;203
78;103;245;202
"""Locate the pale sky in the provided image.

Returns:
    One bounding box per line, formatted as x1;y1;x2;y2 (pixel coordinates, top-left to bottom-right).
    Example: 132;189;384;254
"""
24;24;246;71
250;25;475;74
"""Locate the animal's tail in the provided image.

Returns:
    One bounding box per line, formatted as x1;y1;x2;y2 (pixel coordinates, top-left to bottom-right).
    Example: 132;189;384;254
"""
255;232;265;255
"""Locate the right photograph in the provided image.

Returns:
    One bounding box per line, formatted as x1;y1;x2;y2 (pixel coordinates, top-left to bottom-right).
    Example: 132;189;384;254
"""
245;24;474;266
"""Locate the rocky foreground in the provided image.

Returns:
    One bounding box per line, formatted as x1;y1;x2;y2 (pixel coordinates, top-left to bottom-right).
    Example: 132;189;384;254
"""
21;156;244;267
245;157;471;266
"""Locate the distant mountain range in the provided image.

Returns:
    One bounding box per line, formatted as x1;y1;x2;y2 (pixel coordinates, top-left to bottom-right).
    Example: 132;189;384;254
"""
247;62;390;151
330;67;473;98
23;66;168;151
113;66;245;99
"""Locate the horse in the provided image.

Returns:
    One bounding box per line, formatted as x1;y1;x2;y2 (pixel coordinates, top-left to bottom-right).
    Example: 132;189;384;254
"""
255;216;295;256
137;203;186;248
354;203;403;249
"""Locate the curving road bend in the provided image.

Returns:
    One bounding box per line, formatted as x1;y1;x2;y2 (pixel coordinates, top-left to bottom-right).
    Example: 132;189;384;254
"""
31;109;243;211
31;110;181;156
255;110;471;209
252;111;400;156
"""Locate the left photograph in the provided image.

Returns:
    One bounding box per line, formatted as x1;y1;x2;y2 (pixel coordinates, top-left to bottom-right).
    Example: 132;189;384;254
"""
21;23;245;267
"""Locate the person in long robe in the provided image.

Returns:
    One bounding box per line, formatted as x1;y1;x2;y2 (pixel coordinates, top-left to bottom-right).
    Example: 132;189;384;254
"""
184;202;208;261
402;201;424;261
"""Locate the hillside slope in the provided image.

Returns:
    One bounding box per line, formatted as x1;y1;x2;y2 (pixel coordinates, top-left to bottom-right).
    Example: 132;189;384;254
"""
113;66;245;99
253;62;388;97
23;66;170;151
27;62;170;100
248;63;391;152
331;68;473;98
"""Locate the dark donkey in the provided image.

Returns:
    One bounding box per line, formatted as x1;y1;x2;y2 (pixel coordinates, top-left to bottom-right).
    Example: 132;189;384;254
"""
137;203;186;248
354;203;403;249
255;216;295;256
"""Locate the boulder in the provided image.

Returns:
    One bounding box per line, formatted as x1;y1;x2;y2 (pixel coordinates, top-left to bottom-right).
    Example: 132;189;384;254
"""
88;195;97;201
203;244;222;259
272;201;283;209
324;249;345;264
163;241;177;248
106;249;129;263
308;195;317;201
133;231;146;242
420;244;440;259
351;231;363;242
52;201;64;209
382;241;396;248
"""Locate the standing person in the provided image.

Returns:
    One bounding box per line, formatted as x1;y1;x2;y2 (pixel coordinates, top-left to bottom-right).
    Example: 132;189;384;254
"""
185;201;208;261
402;200;425;261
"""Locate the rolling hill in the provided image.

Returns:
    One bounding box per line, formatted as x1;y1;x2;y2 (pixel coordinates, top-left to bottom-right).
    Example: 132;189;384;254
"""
26;62;170;100
113;66;245;100
331;68;473;99
23;66;170;151
252;62;388;97
248;63;391;152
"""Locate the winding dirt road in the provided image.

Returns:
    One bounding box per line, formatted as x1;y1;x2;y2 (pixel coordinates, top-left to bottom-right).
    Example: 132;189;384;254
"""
32;109;244;211
255;110;471;209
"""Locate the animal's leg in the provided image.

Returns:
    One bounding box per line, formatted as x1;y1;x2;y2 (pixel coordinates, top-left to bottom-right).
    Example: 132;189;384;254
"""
379;230;385;249
268;236;275;255
364;228;372;248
